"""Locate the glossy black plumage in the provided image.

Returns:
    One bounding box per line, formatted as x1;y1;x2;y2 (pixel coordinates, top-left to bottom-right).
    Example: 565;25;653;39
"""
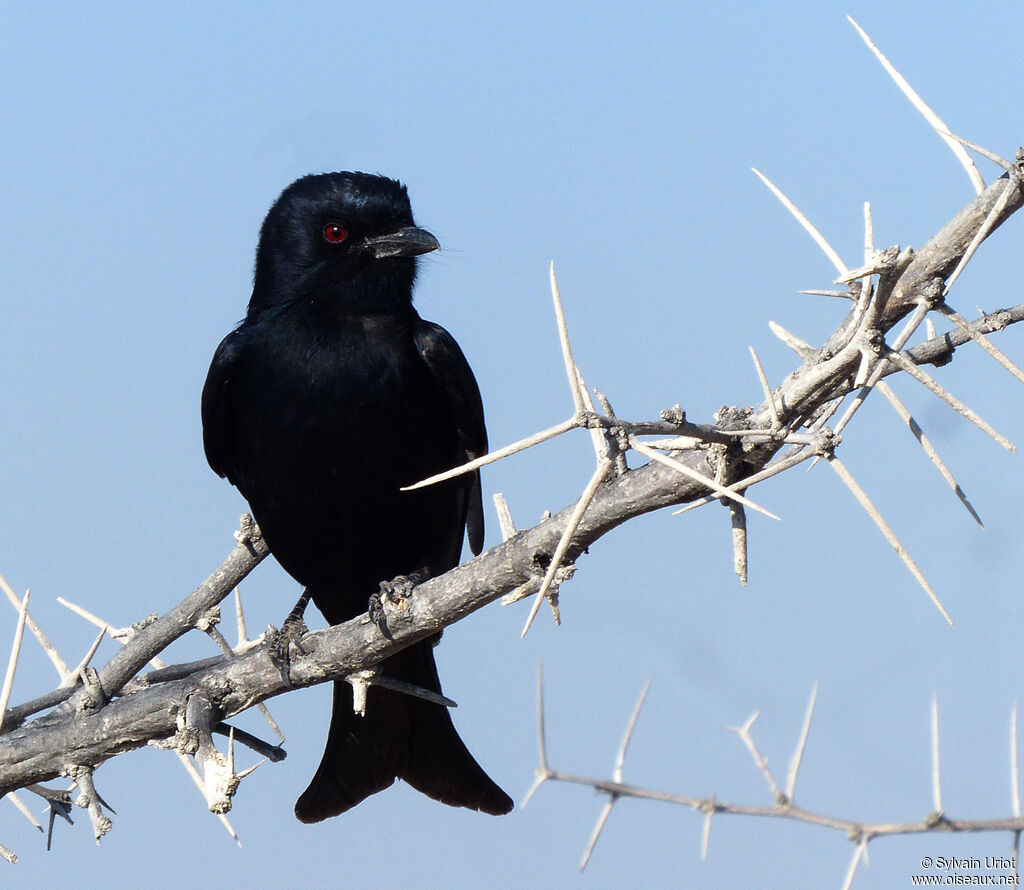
202;172;511;821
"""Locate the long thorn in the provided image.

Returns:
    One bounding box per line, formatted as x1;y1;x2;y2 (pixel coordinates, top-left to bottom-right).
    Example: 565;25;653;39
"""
944;177;1016;295
749;347;780;430
769;320;815;360
0;591;31;729
847;15;984;195
64;628;107;688
523;664;549;808
234;588;248;646
520;771;547;809
175;753;241;846
751;168;848;275
5;792;42;832
785;683;818;801
884;347;1015;452
575;366;607;463
672;447;816;516
891;301;932;352
841;841;868;890
700;801;714;860
56;597;130;642
826;456;953;625
876;380;984;526
579;799;615;871
521;459;611;636
0;574;70;681
799;288;852;299
631;438;780;520
938;129;1016;173
934;301;1024;385
235;760;264;781
614;681;651;782
550;263;585;414
403;417;578;490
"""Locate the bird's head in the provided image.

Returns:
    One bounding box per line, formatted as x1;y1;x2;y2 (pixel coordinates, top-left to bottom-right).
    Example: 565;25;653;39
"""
249;172;439;316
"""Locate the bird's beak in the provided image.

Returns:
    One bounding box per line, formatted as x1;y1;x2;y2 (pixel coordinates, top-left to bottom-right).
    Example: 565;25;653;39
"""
363;226;440;259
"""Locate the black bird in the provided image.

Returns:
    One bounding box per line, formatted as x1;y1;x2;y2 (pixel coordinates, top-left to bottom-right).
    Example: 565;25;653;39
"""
201;172;512;821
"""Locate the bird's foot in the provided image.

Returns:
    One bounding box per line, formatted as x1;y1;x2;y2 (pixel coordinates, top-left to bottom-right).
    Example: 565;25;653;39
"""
378;569;430;606
368;568;430;638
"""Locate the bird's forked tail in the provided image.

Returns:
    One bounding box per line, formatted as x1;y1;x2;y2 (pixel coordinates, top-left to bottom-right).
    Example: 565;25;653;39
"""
294;640;513;822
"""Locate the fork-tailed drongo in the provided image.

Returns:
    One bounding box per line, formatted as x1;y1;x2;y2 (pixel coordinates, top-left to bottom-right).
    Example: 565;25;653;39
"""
201;172;512;821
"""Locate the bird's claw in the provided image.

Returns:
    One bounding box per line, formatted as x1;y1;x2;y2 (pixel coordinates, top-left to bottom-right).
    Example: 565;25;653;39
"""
368;591;392;639
378;573;419;606
368;569;430;638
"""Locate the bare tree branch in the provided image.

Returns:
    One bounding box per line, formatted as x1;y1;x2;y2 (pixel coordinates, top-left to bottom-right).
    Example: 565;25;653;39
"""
0;162;1019;822
530;678;1024;875
0;27;1021;864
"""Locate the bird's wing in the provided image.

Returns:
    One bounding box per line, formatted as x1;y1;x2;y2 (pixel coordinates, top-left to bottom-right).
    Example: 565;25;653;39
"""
412;320;488;555
201;328;245;482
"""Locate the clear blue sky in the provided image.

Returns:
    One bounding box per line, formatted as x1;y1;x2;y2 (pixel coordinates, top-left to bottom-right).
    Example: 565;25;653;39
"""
2;3;1023;888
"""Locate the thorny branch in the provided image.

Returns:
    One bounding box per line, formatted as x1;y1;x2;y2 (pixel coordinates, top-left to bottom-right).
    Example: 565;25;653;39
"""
526;672;1024;887
0;18;1022;873
0;177;1019;854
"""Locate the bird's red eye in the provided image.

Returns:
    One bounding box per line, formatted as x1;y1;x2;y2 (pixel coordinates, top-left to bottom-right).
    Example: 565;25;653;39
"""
323;223;348;243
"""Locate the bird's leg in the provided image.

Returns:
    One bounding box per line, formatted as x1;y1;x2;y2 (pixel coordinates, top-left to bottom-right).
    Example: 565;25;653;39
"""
278;589;311;651
283;589;312;628
368;567;431;637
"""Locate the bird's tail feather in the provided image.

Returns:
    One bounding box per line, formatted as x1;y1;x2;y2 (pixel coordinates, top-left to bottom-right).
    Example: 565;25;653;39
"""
294;641;512;823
